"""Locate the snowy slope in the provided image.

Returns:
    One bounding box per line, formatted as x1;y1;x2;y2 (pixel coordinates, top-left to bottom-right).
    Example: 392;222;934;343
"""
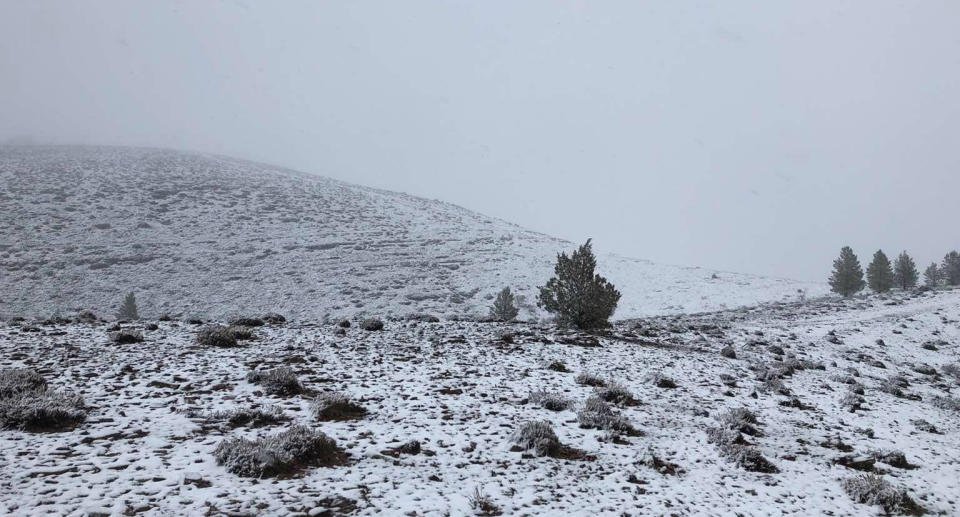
0;145;825;320
1;288;958;516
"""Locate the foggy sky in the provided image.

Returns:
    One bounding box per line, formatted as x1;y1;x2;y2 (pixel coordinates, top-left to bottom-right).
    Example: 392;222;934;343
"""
2;1;958;281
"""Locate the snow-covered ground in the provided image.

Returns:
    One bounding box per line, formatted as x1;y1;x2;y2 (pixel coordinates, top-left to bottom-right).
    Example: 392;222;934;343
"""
0;145;825;321
2;288;958;516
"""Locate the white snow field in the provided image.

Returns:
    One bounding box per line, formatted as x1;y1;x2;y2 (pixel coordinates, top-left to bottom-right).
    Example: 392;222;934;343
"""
0;145;825;322
1;288;959;516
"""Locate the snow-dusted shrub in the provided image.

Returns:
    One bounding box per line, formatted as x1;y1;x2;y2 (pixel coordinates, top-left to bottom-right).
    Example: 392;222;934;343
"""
230;317;264;327
0;390;86;431
528;390;572;411
574;372;606;387
728;446;779;473
196;325;239;347
720;345;737;359
0;368;47;398
109;328;143;344
943;363;960;383
359;318;384;331
594;381;639;405
262;313;286;325
199;405;288;428
310;392;367;421
512;420;562;457
213;425;343;478
545;359;569;372
467;487;501;516
932;395;960;412
647;372;677;389
843;474;924;515
246;367;302;396
717;407;762;436
577;395;638;435
840;390;865;412
226;325;255;341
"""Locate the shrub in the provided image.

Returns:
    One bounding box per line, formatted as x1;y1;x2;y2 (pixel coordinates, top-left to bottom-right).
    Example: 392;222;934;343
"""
467;487;502;516
932;395;960;412
528;390;572;411
262;313;286;324
545;359;569;372
230;317;264;327
577;395;639;435
198;406;289;428
943;363;960;383
717;407;762;436
213;425;343;478
537;239;621;329
843;474;924;515
226;325;255;341
594;381;639;405
196;325;239;347
109;329;144;344
512;420;562;456
648;373;677;389
0;368;47;398
310;392;367;421
489;287;519;322
575;372;606;387
0;390;86;431
246;367;303;396
359;318;384;331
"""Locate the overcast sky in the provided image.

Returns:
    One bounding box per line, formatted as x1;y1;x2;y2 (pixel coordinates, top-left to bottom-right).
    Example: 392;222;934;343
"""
2;1;958;281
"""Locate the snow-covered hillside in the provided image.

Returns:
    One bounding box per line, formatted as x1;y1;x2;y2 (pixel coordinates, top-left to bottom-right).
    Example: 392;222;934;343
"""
0;146;825;320
1;288;958;516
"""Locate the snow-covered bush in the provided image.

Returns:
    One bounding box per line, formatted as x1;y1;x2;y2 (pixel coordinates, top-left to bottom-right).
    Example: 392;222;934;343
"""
574;372;606;387
213;425;342;478
0;389;86;431
109;328;143;344
196;325;239;347
528;390;572;411
843;474;924;515
0;368;47;398
262;312;286;325
246;367;302;396
577;395;638;435
359;318;384;331
594;381;638;405
310;392;367;421
513;420;562;457
197;405;288;428
229;317;264;327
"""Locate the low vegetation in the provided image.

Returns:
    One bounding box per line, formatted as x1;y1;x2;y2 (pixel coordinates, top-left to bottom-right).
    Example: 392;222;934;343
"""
213;425;344;478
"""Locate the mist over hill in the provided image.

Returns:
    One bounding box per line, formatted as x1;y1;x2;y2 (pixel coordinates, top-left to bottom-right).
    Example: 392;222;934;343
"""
0;145;825;320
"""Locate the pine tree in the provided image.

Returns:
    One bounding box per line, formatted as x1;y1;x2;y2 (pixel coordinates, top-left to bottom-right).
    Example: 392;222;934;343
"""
866;250;894;293
537;239;621;329
924;263;941;288
892;251;918;290
942;251;960;286
117;291;139;320
828;246;865;297
490;287;519;322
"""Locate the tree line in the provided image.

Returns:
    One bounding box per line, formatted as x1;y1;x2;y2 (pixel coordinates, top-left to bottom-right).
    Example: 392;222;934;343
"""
829;247;960;297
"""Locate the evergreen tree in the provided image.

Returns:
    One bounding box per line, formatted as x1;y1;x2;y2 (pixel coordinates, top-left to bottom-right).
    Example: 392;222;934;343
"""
537;239;621;329
924;263;942;288
866;250;894;293
490;287;519;322
942;251;960;286
117;291;139;320
828;246;865;297
892;251;918;290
